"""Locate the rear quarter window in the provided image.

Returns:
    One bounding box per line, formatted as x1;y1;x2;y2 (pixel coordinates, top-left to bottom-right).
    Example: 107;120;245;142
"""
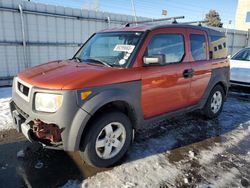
209;35;227;59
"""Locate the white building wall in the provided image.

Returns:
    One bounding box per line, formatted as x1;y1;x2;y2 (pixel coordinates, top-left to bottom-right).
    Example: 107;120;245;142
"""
235;0;250;31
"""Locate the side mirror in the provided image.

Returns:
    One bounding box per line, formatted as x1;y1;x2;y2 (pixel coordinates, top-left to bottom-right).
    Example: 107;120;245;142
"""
227;55;231;59
143;54;165;66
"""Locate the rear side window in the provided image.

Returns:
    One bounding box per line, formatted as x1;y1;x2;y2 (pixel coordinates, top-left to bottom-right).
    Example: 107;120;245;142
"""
190;34;206;61
209;35;227;59
147;34;185;64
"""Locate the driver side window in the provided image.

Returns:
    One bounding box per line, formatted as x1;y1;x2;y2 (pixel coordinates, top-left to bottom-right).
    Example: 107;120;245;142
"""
147;34;185;64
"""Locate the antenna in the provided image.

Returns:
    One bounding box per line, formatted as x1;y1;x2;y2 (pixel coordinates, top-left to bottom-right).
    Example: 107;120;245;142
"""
130;0;137;23
124;16;185;27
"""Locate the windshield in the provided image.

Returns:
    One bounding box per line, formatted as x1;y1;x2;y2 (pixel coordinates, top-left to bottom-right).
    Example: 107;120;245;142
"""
231;48;250;61
74;32;143;67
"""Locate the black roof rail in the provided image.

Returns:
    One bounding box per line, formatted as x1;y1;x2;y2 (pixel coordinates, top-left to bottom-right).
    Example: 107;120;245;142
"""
124;16;185;27
179;20;208;26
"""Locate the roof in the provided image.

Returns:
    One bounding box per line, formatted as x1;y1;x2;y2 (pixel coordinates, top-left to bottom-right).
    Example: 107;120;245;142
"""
100;24;225;36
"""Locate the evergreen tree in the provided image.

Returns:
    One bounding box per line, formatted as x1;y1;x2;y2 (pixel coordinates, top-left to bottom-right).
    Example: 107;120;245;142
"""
204;10;223;27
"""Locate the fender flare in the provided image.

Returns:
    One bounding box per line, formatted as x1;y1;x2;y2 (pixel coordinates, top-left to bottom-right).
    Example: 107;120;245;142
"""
199;67;229;108
73;87;143;151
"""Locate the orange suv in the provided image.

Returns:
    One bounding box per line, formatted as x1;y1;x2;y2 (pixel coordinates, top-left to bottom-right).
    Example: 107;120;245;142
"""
10;23;229;167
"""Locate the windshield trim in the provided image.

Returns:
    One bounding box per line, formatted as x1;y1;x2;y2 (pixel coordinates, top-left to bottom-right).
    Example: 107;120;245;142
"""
72;33;96;60
125;30;149;68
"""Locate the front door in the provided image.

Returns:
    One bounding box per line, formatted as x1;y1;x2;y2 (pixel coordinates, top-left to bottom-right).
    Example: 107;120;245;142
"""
140;28;192;119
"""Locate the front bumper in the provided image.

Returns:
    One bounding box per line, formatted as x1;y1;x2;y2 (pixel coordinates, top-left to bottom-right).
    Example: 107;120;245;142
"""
11;106;32;141
10;78;91;151
230;67;250;87
10;100;64;149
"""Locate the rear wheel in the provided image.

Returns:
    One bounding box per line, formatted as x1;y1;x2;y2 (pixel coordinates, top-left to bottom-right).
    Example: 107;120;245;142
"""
202;85;225;119
80;111;132;168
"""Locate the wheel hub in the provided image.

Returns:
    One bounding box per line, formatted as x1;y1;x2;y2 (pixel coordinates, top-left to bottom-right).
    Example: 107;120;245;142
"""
95;122;126;159
211;91;222;114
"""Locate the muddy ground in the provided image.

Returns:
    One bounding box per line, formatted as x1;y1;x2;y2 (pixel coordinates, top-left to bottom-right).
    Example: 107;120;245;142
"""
0;87;250;188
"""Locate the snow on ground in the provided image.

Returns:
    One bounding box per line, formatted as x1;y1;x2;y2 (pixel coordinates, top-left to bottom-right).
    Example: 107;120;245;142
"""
1;86;250;187
0;87;14;131
63;95;250;188
77;123;250;188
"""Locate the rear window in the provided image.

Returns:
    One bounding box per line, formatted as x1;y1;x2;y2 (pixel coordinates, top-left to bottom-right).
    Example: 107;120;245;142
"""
190;34;206;61
209;35;227;59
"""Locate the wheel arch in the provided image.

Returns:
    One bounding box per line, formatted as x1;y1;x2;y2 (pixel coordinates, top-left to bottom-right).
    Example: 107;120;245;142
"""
215;81;228;96
200;66;229;108
79;100;138;151
75;83;143;151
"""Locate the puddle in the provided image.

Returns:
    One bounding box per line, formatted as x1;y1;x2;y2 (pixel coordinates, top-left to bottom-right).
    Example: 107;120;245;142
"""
0;131;104;188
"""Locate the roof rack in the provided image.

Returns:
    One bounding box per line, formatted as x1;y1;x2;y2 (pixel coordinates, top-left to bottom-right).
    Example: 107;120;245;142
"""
124;16;185;27
179;20;208;26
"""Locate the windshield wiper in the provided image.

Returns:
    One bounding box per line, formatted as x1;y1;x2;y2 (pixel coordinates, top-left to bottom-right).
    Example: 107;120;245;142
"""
71;56;82;62
85;58;112;67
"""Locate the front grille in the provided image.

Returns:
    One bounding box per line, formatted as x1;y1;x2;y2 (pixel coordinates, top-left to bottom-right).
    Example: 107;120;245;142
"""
17;81;30;96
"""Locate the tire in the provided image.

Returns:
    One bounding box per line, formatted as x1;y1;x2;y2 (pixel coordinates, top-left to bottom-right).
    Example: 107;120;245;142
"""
202;85;225;119
80;111;132;168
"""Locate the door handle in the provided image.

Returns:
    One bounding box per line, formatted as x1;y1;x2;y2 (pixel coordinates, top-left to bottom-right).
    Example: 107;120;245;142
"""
183;69;194;78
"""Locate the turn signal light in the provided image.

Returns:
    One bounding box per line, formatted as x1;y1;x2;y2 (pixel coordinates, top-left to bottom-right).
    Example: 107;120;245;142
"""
81;91;92;100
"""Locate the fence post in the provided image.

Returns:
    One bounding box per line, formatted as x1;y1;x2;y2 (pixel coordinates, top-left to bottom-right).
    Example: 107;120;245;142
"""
107;16;110;28
231;30;235;55
18;4;28;69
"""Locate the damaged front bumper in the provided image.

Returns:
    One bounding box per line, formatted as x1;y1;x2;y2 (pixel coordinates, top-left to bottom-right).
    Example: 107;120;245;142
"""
10;78;91;151
10;100;64;149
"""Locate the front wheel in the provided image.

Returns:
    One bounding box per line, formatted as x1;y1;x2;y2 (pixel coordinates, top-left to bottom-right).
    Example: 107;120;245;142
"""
202;85;225;119
80;111;132;168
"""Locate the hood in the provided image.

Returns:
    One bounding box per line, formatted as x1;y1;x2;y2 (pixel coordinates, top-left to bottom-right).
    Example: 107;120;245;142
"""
230;59;250;69
18;60;140;90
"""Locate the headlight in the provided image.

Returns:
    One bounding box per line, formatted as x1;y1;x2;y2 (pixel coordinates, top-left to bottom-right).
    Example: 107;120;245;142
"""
35;93;63;113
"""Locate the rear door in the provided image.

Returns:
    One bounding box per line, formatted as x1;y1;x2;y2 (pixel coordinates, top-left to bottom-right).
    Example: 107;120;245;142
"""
187;29;212;105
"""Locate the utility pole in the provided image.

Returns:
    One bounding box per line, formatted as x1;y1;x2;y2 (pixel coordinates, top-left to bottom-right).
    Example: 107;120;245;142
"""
225;20;232;36
130;0;137;23
84;0;99;11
